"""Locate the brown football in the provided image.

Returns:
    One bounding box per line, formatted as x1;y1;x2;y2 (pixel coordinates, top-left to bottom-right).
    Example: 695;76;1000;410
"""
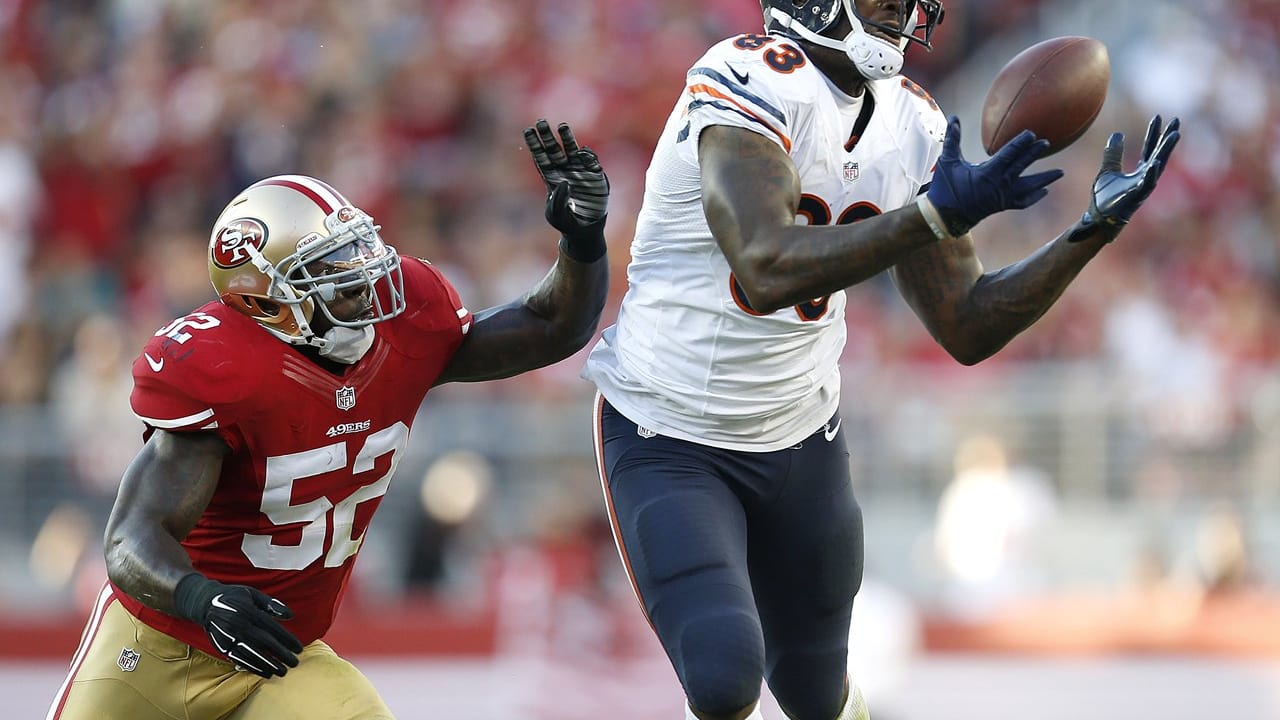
980;36;1110;156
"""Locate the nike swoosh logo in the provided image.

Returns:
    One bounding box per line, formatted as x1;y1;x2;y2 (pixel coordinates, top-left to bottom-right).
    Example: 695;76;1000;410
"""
824;419;841;442
727;64;750;85
144;352;164;372
210;594;238;613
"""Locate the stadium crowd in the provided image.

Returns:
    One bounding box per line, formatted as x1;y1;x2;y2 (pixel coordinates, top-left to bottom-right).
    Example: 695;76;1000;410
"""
1;0;1278;626
3;0;1273;401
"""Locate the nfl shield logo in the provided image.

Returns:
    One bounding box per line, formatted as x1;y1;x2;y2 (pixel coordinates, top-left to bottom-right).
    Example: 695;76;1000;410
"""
336;386;356;411
843;161;860;182
117;648;140;672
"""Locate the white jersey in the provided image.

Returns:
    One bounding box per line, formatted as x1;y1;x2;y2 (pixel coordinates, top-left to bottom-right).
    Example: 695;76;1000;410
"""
583;33;946;451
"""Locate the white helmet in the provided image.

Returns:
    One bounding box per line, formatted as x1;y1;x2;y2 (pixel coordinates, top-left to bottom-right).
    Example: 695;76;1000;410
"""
208;174;406;351
761;0;945;80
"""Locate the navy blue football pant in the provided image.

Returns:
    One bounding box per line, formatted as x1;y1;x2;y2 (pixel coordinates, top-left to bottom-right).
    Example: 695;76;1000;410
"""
593;397;864;720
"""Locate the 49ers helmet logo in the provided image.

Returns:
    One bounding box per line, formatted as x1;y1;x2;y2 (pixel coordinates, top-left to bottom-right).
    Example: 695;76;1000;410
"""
212;218;268;269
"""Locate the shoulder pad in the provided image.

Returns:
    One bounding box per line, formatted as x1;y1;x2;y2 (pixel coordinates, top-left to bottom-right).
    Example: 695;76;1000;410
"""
684;34;815;155
133;304;268;415
394;257;471;333
380;257;472;360
693;33;821;98
894;75;947;141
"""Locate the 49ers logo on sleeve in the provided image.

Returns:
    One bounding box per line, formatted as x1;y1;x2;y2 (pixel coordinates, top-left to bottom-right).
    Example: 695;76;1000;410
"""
212;218;268;268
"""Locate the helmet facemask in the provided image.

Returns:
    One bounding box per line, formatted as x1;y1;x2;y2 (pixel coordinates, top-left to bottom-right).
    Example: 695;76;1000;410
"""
244;206;406;351
763;0;944;80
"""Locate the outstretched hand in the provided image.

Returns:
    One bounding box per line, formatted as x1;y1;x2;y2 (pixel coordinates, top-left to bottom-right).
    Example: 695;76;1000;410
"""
925;116;1064;238
1073;114;1181;238
524;119;609;244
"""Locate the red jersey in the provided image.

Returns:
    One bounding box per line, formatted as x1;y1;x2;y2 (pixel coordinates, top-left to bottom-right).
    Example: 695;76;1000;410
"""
113;257;471;657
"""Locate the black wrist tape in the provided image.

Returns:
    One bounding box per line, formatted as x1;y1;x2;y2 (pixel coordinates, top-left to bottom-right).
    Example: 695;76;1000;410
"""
559;217;607;263
173;573;219;623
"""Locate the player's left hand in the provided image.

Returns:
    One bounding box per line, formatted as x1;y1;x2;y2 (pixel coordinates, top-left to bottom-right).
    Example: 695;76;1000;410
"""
1073;114;1181;238
524;120;609;253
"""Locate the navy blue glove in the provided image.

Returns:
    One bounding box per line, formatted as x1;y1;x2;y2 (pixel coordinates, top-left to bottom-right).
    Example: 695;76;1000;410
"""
174;573;302;678
925;116;1064;237
524;119;609;262
1073;114;1181;238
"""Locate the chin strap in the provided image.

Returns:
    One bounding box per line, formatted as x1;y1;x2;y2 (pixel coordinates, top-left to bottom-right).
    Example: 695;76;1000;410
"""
317;325;375;364
766;5;905;80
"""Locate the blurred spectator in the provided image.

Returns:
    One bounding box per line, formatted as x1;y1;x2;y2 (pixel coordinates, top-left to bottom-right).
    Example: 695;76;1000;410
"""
1192;502;1256;595
0;0;1272;404
48;313;139;507
933;433;1059;618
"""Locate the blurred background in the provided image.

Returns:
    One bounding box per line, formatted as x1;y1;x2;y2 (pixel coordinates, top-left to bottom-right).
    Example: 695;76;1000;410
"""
3;0;1280;717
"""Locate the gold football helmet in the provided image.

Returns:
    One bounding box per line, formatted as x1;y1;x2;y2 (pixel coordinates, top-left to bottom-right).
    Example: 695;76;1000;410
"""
208;175;406;348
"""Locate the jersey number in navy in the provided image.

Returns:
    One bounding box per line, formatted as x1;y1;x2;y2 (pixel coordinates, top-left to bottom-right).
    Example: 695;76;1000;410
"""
732;34;806;73
730;196;882;321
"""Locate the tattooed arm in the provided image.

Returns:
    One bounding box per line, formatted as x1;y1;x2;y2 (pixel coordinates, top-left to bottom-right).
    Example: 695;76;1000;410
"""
699;125;942;313
699;123;1103;365
890;223;1114;366
892;115;1182;365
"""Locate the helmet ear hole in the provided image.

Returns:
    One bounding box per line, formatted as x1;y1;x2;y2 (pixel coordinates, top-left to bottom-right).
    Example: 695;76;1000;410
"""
230;294;287;322
250;297;281;317
222;293;311;342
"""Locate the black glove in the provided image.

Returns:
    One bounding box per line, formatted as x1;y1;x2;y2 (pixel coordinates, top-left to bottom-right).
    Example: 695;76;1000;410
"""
1072;114;1181;238
524;119;609;262
174;573;303;678
924;115;1064;237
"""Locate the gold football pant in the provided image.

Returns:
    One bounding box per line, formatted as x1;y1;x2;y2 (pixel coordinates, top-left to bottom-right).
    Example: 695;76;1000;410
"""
49;586;395;720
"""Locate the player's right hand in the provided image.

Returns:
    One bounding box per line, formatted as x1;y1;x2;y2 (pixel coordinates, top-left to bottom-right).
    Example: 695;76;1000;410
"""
174;573;303;678
925;115;1065;237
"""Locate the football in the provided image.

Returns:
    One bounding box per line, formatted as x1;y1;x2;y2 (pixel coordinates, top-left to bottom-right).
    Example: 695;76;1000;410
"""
980;36;1110;156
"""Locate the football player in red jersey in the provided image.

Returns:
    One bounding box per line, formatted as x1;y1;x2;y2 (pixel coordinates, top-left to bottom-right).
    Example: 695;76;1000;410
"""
47;120;610;720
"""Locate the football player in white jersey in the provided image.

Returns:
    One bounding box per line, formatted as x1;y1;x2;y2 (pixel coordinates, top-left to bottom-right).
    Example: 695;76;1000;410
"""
583;2;1179;719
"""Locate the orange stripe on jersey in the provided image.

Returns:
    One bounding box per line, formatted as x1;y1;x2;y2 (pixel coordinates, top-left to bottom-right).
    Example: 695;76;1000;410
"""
687;84;793;153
